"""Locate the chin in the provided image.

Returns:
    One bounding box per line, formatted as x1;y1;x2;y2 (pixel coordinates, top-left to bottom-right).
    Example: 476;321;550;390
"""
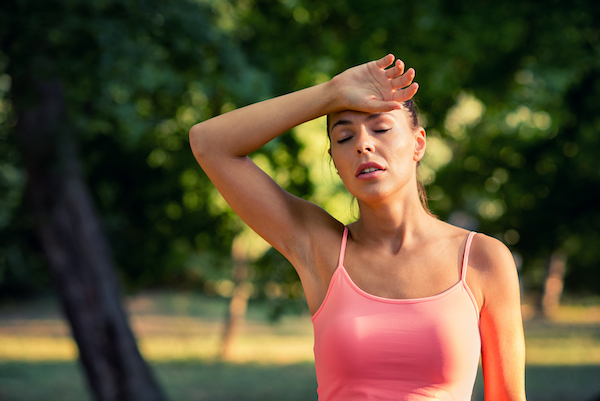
352;189;393;205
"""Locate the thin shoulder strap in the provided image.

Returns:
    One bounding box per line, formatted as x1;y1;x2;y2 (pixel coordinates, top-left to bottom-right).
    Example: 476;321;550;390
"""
461;232;477;281
337;227;349;268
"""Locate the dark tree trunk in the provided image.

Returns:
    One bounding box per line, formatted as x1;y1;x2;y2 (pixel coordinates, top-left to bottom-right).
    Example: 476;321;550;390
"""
16;79;166;401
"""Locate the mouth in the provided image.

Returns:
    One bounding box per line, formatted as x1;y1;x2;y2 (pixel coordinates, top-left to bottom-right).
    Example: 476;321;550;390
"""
359;167;382;175
355;162;385;177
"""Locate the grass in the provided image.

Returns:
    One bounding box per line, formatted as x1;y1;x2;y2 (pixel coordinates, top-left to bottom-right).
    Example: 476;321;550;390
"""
0;360;319;401
1;292;600;401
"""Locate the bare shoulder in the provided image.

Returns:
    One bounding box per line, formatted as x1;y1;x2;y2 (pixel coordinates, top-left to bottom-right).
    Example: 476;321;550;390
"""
469;233;517;276
467;233;520;308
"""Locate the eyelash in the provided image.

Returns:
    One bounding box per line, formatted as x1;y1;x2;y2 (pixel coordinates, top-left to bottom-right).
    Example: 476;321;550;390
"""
336;128;390;144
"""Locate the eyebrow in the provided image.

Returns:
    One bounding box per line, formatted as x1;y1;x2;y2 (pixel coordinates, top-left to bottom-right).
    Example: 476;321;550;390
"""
330;113;384;132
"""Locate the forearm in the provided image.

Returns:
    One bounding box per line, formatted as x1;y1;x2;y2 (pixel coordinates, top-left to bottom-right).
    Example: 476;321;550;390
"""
189;81;336;161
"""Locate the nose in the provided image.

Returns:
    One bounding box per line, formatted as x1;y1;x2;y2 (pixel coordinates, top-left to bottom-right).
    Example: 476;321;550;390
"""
356;130;374;154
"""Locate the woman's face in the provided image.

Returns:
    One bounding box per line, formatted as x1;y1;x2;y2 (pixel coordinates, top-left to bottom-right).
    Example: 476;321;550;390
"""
328;108;426;204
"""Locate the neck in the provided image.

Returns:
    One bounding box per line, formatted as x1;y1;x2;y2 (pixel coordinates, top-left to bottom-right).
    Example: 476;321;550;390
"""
352;194;436;253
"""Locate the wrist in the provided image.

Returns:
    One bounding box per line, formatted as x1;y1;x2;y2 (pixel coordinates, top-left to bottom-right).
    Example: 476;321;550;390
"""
321;75;346;114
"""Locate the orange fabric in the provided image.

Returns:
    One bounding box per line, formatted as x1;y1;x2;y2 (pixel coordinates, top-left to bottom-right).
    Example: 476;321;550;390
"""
312;229;481;401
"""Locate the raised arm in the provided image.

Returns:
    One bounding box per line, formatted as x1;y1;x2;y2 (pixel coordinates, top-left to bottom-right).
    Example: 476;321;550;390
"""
188;54;418;266
190;54;417;159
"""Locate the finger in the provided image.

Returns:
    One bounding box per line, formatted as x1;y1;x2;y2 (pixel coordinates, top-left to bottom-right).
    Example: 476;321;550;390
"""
375;54;395;69
365;99;403;113
385;59;405;78
391;68;415;89
393;82;419;102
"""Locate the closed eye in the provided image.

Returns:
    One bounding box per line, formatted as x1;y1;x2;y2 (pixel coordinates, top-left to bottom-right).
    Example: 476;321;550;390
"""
374;129;391;133
337;136;353;144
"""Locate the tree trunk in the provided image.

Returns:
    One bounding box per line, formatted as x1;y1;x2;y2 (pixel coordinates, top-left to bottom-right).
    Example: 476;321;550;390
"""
540;250;567;319
219;227;270;360
16;79;166;401
219;256;252;360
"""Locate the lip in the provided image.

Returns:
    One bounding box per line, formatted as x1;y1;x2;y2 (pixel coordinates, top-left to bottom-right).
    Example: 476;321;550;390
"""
355;161;386;178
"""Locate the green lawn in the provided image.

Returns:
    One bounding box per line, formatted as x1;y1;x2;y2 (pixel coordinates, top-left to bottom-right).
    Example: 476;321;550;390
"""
2;360;600;401
1;292;599;401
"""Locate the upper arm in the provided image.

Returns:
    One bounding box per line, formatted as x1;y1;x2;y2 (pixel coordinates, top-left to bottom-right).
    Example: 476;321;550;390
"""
189;124;337;269
469;234;527;401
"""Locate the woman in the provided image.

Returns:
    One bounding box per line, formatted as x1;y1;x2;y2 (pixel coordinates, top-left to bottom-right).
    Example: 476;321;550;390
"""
189;54;526;400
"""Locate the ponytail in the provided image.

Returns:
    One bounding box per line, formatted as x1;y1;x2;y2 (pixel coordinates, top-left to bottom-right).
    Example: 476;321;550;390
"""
416;162;435;217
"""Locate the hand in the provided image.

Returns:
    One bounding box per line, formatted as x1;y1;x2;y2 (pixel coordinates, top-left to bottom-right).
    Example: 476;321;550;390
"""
329;54;419;113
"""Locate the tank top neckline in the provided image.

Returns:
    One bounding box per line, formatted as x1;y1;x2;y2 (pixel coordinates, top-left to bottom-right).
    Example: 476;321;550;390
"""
338;228;476;304
311;229;479;322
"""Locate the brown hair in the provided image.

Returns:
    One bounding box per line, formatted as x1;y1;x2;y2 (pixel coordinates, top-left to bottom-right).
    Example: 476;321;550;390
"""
402;100;433;216
327;99;433;215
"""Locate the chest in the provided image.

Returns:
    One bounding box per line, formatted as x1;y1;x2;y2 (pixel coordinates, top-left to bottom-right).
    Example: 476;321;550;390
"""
343;243;463;300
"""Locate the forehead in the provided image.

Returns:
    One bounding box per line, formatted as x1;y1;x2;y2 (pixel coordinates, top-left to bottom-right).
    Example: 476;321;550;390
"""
328;109;410;132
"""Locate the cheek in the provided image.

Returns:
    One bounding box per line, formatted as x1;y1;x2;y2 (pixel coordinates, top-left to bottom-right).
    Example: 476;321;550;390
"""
386;142;419;175
329;147;346;168
386;138;410;159
330;151;355;181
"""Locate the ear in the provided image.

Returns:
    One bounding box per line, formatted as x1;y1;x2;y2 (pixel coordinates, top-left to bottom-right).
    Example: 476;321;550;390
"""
328;147;335;165
413;127;426;162
328;148;340;175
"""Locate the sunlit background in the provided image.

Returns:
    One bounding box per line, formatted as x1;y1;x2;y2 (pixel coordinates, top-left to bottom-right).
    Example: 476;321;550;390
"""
1;0;599;400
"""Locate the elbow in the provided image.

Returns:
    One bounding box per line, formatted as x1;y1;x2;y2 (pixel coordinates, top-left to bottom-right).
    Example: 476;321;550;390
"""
189;121;243;163
189;123;209;162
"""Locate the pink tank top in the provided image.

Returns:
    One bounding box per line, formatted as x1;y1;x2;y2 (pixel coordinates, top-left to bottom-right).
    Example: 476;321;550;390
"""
312;229;481;401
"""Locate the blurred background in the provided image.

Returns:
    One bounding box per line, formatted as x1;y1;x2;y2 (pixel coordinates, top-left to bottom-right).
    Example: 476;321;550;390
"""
1;0;599;400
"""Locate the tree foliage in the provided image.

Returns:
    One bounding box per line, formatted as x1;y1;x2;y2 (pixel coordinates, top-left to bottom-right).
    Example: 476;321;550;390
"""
1;0;599;303
1;0;274;294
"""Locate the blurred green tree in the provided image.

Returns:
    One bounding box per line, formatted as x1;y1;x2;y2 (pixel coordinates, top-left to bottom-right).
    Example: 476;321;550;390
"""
0;0;285;398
